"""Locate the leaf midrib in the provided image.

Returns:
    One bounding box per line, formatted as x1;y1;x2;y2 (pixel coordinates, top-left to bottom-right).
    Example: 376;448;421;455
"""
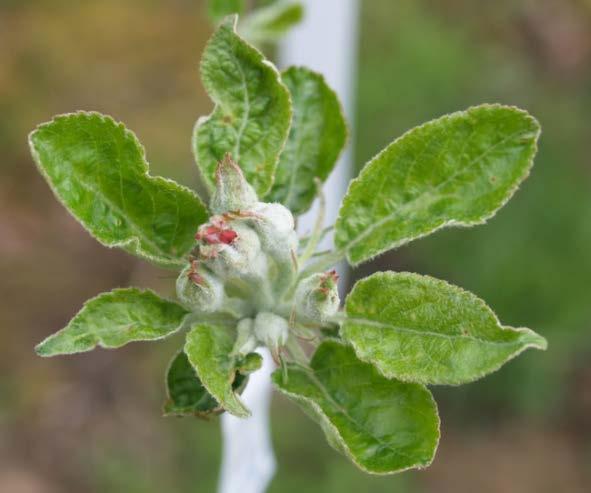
342;316;523;347
73;172;169;258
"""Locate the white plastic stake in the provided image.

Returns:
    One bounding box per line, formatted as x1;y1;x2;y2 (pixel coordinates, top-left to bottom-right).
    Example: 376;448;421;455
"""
218;1;359;492
218;349;276;493
279;0;360;263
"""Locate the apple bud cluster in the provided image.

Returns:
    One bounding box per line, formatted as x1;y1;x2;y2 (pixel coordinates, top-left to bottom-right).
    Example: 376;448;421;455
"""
176;154;339;357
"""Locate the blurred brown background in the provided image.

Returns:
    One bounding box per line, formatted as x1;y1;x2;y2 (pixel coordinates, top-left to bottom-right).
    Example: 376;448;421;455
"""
1;0;590;492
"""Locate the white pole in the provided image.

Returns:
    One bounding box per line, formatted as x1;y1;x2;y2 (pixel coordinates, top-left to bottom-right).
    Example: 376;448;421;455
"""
218;2;359;492
218;349;276;493
279;0;360;269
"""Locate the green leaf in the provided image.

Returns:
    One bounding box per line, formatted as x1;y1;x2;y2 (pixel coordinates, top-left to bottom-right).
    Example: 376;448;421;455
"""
184;323;250;418
164;351;220;417
335;105;541;265
193;16;292;196
164;350;251;418
240;1;304;44
267;67;347;214
272;340;440;474
208;0;244;23
36;289;189;357
342;272;547;385
29;112;208;268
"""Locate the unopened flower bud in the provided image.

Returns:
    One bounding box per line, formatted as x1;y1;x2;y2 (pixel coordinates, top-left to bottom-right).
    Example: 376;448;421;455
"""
248;202;298;293
295;270;340;323
254;312;288;355
198;222;267;282
252;202;295;236
232;318;258;356
210;154;258;214
236;352;263;374
251;202;298;256
176;261;224;312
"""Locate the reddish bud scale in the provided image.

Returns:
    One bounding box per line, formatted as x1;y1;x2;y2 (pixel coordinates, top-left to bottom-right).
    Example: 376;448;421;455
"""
188;260;205;286
195;224;238;245
318;270;339;297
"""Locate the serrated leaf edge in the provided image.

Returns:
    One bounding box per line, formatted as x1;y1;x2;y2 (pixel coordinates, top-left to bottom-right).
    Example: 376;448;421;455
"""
272;340;441;475
335;104;541;266
342;271;548;386
192;15;293;196
184;325;251;418
275;65;349;213
35;287;190;357
29;111;206;269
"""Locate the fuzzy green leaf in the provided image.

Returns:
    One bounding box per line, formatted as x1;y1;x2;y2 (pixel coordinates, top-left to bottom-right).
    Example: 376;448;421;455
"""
29;112;208;268
208;0;244;23
267;67;347;214
163;350;250;418
184;323;250;418
240;1;304;44
272;340;440;474
335;105;541;265
36;289;189;357
342;272;547;385
193;16;292;196
164;351;220;417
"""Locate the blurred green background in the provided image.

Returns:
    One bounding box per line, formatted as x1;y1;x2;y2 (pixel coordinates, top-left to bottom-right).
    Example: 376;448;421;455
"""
1;0;590;491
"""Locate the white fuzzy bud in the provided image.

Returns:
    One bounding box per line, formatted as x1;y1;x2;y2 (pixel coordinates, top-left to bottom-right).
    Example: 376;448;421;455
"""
176;262;224;312
248;202;298;293
254;312;289;354
251;202;298;253
210;154;258;214
232;318;258;356
295;271;340;323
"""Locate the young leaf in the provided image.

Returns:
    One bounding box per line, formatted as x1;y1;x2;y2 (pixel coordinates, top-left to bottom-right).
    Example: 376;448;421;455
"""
272;340;440;474
335;105;541;265
267;67;347;214
193;16;292;196
341;272;547;385
184;323;250;418
163;350;251;418
29;112;208;268
164;351;220;417
36;289;189;357
208;0;244;23
239;1;304;44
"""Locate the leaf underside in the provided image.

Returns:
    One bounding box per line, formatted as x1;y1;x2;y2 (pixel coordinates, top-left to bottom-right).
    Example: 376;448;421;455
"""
164;350;220;417
268;66;347;214
36;288;189;357
193;15;292;196
272;340;440;474
29;112;208;268
342;272;547;385
335;104;541;265
164;350;248;418
184;323;250;418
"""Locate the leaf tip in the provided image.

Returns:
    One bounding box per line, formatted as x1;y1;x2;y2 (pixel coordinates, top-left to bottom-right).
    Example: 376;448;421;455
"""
34;340;53;357
518;327;548;351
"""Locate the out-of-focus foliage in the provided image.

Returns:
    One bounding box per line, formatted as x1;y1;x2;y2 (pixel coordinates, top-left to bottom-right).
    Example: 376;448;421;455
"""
239;1;304;44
